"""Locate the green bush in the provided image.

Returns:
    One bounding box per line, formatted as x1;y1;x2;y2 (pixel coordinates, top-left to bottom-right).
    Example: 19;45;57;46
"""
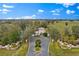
43;33;48;37
35;39;41;48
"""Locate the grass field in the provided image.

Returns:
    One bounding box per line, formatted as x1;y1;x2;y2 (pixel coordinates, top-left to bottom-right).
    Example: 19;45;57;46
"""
49;41;63;56
0;42;28;56
49;41;79;56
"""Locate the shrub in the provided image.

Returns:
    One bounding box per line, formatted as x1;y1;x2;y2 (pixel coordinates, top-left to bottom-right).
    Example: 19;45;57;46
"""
43;33;48;37
35;39;41;47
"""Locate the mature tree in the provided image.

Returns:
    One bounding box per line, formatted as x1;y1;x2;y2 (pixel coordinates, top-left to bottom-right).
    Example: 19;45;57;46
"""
18;21;26;31
0;23;21;45
40;21;48;28
64;27;72;36
65;22;68;26
52;28;61;41
47;25;60;41
22;25;35;42
72;26;79;38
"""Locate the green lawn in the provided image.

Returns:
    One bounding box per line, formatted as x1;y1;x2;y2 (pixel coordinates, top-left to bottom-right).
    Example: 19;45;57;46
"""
49;41;63;56
0;42;28;56
35;47;41;52
13;42;28;56
49;41;79;56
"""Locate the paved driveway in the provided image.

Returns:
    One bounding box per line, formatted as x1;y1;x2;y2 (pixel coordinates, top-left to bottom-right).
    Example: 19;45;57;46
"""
27;35;50;56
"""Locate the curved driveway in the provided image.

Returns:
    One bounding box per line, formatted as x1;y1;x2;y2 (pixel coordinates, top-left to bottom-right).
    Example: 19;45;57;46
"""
27;35;50;56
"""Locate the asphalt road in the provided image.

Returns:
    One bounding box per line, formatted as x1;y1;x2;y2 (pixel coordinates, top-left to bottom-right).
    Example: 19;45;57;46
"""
27;35;50;56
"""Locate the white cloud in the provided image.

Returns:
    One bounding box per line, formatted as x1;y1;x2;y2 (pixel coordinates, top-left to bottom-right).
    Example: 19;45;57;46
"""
3;4;14;8
66;10;75;14
2;9;11;12
0;4;13;14
6;17;13;19
22;15;36;19
38;9;44;12
71;10;75;13
51;9;61;13
13;15;36;19
51;10;55;13
63;3;75;8
5;16;35;19
2;9;11;14
22;16;33;19
31;15;36;19
51;9;61;15
15;17;20;19
66;10;71;14
0;9;11;14
56;3;75;8
0;9;1;11
77;6;79;9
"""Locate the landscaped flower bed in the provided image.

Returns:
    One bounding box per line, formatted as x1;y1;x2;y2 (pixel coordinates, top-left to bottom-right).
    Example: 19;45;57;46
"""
35;39;41;52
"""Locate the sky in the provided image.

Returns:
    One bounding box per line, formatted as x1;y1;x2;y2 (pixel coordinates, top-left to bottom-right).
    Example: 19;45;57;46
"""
0;3;79;20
